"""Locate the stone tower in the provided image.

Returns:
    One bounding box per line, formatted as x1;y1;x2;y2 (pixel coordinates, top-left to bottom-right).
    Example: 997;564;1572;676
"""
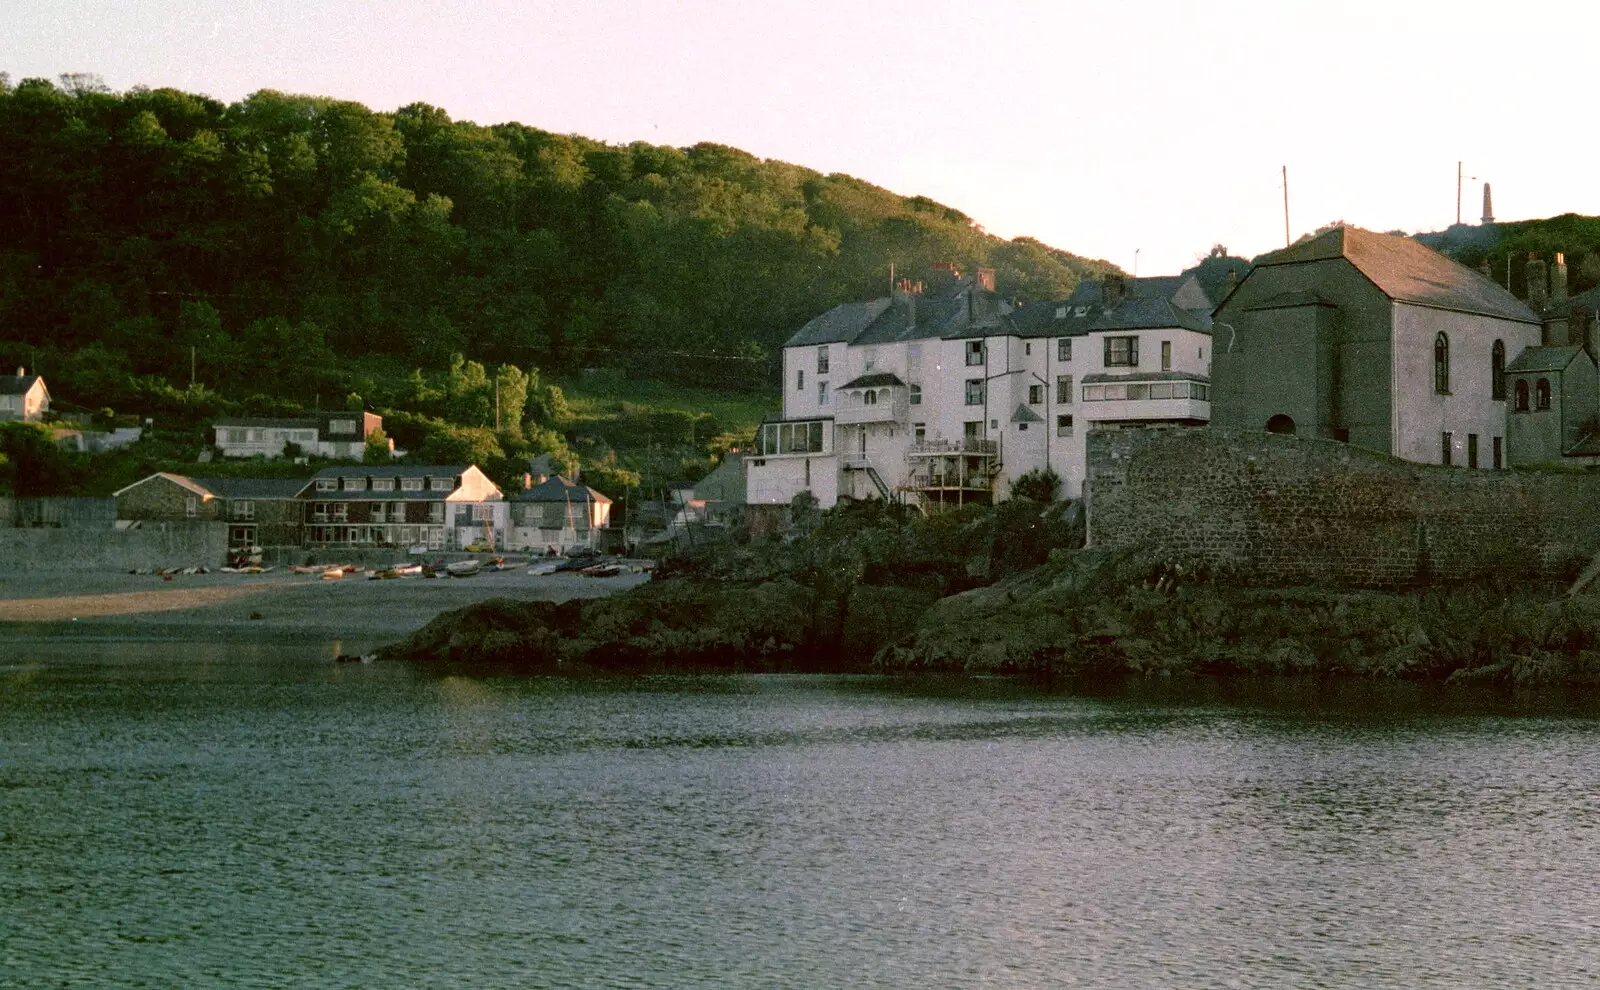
1481;183;1494;224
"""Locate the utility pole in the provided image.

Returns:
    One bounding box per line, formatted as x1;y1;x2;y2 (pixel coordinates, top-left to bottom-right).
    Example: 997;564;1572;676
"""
495;381;501;431
190;346;196;389
1456;161;1462;226
1282;165;1290;247
1133;248;1141;278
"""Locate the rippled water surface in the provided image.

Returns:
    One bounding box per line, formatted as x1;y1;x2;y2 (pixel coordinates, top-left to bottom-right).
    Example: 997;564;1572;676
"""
4;640;1600;988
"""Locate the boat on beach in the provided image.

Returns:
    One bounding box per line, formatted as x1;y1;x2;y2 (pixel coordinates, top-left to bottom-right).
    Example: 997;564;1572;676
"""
445;559;483;578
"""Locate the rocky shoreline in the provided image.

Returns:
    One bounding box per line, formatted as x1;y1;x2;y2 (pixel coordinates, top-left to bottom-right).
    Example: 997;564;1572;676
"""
378;501;1600;688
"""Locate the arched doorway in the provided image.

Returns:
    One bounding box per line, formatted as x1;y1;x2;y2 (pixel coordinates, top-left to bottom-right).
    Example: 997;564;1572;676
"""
1266;414;1296;435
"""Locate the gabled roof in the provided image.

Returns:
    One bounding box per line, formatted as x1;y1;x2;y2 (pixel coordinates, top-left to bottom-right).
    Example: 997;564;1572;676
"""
190;477;310;500
839;372;906;389
786;298;893;347
1505;345;1586;375
511;474;611;505
1009;275;1212;339
0;374;46;396
111;471;216;499
1010;404;1044;424
1252;226;1539;324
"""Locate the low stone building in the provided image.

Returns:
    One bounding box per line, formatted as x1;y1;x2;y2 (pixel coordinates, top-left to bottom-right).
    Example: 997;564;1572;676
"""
112;473;306;552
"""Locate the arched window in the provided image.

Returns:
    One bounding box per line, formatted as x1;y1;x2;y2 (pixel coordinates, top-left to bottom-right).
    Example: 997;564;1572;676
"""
1536;378;1551;410
1434;332;1450;394
1514;379;1530;412
1266;414;1296;435
1491;340;1506;400
863;389;877;406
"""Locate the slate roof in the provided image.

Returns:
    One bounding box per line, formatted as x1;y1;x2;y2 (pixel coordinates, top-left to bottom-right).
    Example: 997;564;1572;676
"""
786;298;893;347
1008;285;1212;339
1505;345;1585;375
1081;371;1212;384
839;372;906;389
0;374;45;396
1010;404;1044;424
310;464;469;479
1242;290;1338;311
111;471;216;499
512;474;611;505
1252;226;1539;323
191;477;311;500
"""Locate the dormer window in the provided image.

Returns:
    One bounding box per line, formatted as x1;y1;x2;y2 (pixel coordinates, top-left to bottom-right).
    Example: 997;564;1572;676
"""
429;476;454;491
401;477;424;492
343;476;366;491
371;478;394;492
315;478;337;492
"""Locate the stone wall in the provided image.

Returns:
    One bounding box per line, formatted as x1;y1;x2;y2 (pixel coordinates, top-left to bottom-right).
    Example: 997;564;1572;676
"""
0;521;229;572
0;497;115;529
1085;427;1600;586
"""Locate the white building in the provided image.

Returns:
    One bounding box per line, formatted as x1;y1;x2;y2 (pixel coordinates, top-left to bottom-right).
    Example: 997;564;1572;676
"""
746;265;1214;513
507;475;612;553
213;411;389;460
0;369;50;422
299;464;506;551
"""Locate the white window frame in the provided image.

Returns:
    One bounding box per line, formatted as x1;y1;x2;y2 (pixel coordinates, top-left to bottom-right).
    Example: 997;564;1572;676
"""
401;477;424;492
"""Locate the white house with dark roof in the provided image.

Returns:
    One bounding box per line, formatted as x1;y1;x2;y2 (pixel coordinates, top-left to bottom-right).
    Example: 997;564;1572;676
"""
0;369;50;422
748;263;1214;511
213;411;389;460
297;464;504;550
507;475;611;553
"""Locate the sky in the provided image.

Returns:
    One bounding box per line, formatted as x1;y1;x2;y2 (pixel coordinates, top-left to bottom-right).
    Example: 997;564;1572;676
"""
6;0;1600;277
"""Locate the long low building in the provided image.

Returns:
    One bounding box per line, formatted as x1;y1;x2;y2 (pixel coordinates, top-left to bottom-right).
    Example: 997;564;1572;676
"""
114;463;510;553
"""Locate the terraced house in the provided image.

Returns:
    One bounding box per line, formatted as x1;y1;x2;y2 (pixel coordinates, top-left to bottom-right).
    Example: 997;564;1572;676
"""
746;263;1215;513
298;464;506;550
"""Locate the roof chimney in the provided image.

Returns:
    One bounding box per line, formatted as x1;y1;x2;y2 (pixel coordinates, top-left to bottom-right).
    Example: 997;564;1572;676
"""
1102;275;1126;309
1481;182;1494;224
1527;254;1548;312
1552;252;1568;306
15;367;24;377
976;266;996;292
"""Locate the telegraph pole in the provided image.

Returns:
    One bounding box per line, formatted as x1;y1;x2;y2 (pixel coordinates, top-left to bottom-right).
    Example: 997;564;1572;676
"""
1282;165;1290;247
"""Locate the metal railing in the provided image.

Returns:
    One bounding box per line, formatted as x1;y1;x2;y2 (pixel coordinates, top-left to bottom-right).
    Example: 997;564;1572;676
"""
907;438;999;456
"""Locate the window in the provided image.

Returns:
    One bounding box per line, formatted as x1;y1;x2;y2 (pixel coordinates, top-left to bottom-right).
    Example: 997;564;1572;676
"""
909;384;922;405
1057;414;1074;436
428;503;445;523
964;379;985;405
1491;340;1506;400
329;419;358;436
1468;433;1479;469
343;477;365;491
817;346;829;374
818;381;829;405
863;389;877;406
1057;375;1073;404
914;423;926;442
430;476;454;491
1105;336;1138;367
796;369;805;391
1434;332;1450;394
401;477;423;491
471;505;492;521
371;478;394;492
1161;341;1172;371
758;421;826;456
1493;436;1503;469
185;496;197;518
1057;338;1072;362
232;500;254;521
1441;431;1453;466
1025;342;1032;356
1028;384;1043;405
332;503;349;521
230;526;255;546
964;421;982;442
1536;378;1551;410
1515;379;1530;412
966;341;985;367
315;478;337;492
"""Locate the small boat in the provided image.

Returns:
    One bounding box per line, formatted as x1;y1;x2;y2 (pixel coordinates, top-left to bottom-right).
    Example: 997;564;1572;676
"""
580;563;625;578
445;559;483;578
528;562;562;577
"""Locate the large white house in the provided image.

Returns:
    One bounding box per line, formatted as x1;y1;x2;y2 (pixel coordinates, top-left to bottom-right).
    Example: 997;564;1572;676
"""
746;265;1214;512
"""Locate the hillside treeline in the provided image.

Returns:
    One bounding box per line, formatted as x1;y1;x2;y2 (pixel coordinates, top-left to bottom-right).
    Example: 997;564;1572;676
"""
0;73;1114;407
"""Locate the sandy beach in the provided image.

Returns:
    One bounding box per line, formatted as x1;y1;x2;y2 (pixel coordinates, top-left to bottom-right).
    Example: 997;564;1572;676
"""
0;566;651;648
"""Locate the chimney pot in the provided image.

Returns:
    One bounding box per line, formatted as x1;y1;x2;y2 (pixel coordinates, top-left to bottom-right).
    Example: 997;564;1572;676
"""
1553;252;1569;306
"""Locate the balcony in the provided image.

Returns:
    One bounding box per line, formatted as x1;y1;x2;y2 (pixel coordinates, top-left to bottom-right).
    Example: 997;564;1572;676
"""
832;374;909;426
907;438;999;457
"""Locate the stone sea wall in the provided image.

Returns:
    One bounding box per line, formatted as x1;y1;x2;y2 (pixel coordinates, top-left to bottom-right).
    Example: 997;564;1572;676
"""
0;521;228;572
1085;428;1600;587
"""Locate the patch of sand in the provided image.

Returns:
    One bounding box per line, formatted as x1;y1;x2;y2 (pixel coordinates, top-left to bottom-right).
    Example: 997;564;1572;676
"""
0;582;276;622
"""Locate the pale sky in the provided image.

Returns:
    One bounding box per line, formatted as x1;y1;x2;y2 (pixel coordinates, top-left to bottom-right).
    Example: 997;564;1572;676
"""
6;0;1598;276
